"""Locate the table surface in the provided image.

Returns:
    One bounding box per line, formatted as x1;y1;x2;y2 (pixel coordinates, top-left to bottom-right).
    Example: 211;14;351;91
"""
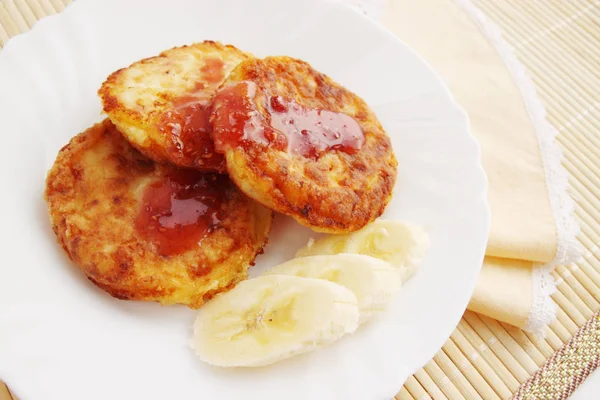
1;0;599;399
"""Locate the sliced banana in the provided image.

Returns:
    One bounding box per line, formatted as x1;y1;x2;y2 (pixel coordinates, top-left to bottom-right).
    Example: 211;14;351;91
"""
263;254;401;324
296;219;430;282
191;275;359;367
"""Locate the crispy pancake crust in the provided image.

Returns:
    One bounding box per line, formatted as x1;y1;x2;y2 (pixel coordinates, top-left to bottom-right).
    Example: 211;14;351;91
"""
210;56;397;233
45;120;272;308
99;41;250;172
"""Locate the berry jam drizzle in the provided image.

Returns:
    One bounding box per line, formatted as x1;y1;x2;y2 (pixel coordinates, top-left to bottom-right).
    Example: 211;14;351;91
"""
135;170;227;256
211;81;365;158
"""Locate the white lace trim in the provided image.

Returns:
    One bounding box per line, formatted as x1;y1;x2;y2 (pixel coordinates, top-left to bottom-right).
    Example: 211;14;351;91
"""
445;0;582;335
528;264;559;333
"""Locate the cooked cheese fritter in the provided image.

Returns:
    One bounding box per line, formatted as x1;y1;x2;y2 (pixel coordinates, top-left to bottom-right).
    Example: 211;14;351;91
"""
210;56;397;233
45;120;272;308
99;41;250;173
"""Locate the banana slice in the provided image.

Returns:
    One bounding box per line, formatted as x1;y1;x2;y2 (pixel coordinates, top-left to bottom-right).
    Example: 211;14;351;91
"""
296;219;430;282
191;275;359;367
263;254;401;324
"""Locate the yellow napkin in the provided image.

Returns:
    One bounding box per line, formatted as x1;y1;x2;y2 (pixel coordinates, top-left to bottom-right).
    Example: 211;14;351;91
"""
382;0;580;333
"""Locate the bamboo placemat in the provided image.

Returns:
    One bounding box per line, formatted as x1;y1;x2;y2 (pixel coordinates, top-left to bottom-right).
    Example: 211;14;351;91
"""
1;0;599;399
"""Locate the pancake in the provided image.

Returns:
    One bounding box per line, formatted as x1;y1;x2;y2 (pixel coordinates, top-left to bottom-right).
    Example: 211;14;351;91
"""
98;41;250;173
45;119;272;308
210;56;397;233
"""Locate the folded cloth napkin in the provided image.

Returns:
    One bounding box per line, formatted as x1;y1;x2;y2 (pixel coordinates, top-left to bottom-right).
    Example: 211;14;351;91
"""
381;0;581;334
341;0;581;334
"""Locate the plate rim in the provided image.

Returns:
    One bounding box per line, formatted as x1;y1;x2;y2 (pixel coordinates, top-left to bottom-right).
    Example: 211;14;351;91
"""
0;0;491;397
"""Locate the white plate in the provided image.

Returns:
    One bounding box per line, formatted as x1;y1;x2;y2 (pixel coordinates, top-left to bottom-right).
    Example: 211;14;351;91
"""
0;0;489;399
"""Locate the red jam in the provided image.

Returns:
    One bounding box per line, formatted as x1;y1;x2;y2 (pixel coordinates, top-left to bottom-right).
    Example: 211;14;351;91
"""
211;82;365;158
135;170;227;256
200;58;225;84
155;57;228;169
158;100;225;170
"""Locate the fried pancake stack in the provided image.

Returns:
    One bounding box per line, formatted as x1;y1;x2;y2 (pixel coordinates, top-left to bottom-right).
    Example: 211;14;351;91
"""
45;41;397;308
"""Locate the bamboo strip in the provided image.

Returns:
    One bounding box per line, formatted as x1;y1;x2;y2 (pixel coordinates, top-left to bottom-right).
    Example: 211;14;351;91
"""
512;82;598;155
518;52;599;116
449;331;512;398
536;326;564;352
554;110;600;147
37;0;57;15
579;229;600;259
555;306;580;336
578;226;598;254
524;0;590;26
569;0;600;30
574;223;600;261
581;261;600;286
456;319;521;391
479;317;545;367
521;0;598;33
527;0;600;58
395;386;415;400
578;248;600;289
433;350;482;400
442;339;499;399
561;123;600;163
550;118;600;156
14;0;39;28
568;263;600;304
548;315;573;345
486;0;600;83
563;159;600;200
23;0;51;20
504;325;555;358
579;220;600;250
515;51;599;124
553;269;596;320
563;148;600;188
555;264;600;311
4;1;30;33
578;215;600;249
578;221;600;257
476;9;600;115
515;0;600;70
568;180;600;229
516;61;595;122
0;15;10;46
580;238;600;267
544;97;600;146
49;0;65;13
484;8;600;97
414;369;448;400
0;3;22;37
577;253;600;292
422;361;463;399
8;0;35;29
542;89;600;146
559;135;600;179
561;127;600;164
462;313;532;381
403;375;430;400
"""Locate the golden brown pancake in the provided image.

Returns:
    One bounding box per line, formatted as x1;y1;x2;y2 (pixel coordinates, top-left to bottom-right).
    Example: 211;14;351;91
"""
45;120;272;308
210;56;397;233
99;41;250;173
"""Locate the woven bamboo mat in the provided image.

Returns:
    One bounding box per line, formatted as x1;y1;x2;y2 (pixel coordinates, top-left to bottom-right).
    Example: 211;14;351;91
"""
1;0;599;399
